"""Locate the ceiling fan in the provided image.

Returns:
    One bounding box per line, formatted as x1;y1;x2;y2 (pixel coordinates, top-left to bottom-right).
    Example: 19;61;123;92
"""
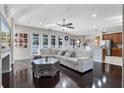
56;18;74;29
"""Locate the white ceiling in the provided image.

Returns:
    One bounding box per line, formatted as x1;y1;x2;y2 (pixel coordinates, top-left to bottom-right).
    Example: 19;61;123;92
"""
8;4;122;35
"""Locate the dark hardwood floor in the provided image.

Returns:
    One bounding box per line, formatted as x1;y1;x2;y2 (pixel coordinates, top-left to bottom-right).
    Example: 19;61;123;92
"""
2;61;122;88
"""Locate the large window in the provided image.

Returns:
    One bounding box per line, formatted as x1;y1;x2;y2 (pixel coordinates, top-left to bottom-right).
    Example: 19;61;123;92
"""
58;37;62;48
51;36;56;48
43;35;48;48
70;39;75;48
32;34;39;54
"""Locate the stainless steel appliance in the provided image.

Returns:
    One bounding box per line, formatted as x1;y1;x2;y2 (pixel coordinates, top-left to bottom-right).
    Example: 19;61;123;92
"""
102;40;112;56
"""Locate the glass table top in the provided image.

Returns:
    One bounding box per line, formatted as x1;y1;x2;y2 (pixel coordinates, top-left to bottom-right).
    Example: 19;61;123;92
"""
33;57;59;64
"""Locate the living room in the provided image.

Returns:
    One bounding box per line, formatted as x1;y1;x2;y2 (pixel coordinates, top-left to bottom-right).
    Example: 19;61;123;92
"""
0;4;123;88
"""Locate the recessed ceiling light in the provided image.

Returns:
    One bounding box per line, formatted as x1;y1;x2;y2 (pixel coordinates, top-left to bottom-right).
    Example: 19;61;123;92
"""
119;19;122;22
92;14;96;18
40;22;42;24
103;29;106;32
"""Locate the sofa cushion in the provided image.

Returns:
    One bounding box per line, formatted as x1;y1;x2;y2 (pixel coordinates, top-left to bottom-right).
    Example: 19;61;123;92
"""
82;50;93;57
60;56;68;61
54;55;61;59
67;58;78;65
57;50;63;56
67;58;78;62
64;51;72;57
76;52;83;58
49;48;58;55
77;57;90;61
75;49;93;58
40;49;49;56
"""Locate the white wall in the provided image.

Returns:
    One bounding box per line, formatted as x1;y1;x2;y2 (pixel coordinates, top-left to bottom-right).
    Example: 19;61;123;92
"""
14;25;84;60
14;25;31;60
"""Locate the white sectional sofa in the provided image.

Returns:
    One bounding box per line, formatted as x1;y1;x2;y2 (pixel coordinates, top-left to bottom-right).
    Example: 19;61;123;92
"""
59;48;94;73
38;48;94;73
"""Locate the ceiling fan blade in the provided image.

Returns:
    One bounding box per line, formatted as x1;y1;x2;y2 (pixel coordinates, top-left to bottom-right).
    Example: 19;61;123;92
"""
56;23;63;26
56;23;67;27
66;23;73;26
57;18;74;29
67;26;74;29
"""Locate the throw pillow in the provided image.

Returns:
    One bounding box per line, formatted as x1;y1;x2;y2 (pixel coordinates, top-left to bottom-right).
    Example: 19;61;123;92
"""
64;51;72;57
57;51;63;56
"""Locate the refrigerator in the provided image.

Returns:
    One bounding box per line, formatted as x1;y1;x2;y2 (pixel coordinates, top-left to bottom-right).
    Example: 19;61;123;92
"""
102;40;112;56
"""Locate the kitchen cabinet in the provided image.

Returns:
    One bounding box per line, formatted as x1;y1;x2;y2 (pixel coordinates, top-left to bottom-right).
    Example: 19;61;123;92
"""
112;48;122;57
102;48;106;61
112;33;122;44
102;48;122;61
102;32;122;44
103;34;112;40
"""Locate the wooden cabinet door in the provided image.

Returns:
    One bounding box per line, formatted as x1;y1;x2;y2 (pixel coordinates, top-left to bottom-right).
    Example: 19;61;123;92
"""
112;33;122;44
103;34;112;40
102;48;106;61
116;33;122;44
112;33;117;44
112;48;122;57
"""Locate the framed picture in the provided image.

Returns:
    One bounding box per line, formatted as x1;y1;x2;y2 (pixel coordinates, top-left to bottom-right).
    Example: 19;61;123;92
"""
19;33;23;37
14;33;28;48
24;34;27;38
24;39;27;43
